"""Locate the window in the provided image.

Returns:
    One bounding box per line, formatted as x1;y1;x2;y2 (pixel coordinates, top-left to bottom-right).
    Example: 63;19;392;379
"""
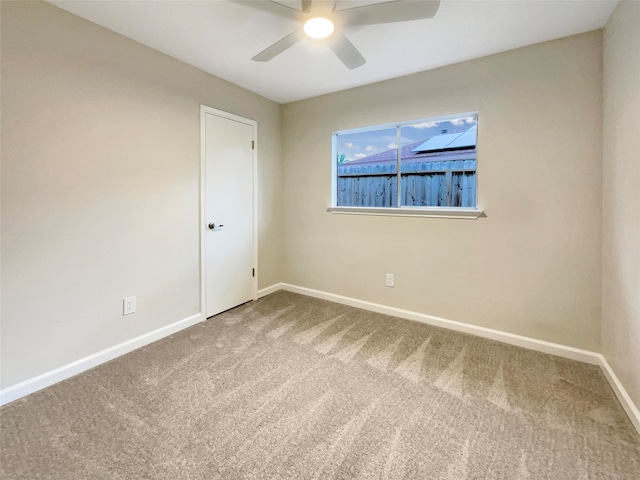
331;113;480;217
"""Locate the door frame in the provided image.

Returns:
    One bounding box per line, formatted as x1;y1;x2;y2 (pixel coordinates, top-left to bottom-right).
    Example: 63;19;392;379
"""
200;105;258;318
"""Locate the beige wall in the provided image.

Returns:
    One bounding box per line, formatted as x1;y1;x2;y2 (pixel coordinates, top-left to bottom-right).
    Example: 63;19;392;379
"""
602;1;640;408
282;32;603;351
0;1;282;389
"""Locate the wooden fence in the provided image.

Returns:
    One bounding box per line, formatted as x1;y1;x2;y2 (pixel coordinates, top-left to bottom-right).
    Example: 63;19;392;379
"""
337;159;476;208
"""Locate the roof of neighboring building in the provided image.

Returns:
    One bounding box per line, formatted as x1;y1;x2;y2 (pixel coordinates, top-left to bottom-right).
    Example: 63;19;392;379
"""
342;126;477;167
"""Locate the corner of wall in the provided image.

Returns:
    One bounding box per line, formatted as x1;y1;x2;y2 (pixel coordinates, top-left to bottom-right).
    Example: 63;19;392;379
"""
600;0;640;418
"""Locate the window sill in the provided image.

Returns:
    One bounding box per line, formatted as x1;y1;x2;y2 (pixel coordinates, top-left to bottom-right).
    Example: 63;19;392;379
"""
327;206;484;219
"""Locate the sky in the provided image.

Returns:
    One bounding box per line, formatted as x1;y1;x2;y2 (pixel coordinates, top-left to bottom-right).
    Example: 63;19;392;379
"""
337;116;477;162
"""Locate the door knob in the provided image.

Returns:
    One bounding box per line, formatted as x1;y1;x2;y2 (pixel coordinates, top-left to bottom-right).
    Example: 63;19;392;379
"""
208;223;224;229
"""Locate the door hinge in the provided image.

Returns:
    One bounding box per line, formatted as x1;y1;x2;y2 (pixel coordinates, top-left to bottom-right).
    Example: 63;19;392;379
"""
252;268;255;277
252;140;255;150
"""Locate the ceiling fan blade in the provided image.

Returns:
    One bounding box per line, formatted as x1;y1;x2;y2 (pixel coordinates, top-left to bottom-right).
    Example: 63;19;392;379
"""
337;0;440;27
329;32;366;69
311;0;336;13
229;0;303;20
252;31;303;62
301;0;312;12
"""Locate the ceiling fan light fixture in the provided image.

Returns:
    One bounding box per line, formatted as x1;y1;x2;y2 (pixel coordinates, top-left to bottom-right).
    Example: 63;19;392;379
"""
303;17;334;39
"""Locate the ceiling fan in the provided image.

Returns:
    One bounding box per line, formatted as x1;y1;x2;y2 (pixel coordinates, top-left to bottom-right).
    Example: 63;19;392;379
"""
230;0;441;69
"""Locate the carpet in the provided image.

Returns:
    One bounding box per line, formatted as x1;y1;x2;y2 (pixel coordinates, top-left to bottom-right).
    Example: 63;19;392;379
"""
1;291;639;479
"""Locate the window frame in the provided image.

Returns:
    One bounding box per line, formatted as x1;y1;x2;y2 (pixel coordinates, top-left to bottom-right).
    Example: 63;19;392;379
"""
329;112;483;219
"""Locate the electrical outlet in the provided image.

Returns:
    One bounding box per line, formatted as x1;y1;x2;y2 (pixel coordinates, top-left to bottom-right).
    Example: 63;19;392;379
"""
386;273;394;287
123;296;136;315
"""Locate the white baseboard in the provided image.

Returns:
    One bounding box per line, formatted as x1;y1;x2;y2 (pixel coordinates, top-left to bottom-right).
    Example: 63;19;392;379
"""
277;283;601;364
262;282;640;435
0;313;203;406
597;355;640;434
257;283;283;298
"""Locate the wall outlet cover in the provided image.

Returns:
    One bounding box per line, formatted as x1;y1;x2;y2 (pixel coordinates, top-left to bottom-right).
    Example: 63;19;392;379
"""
386;273;395;287
123;296;136;315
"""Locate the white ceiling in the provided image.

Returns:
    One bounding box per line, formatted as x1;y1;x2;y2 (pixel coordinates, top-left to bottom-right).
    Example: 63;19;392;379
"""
48;0;617;104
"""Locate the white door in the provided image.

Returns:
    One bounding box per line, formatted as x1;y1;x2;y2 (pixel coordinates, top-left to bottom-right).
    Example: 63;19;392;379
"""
203;108;256;318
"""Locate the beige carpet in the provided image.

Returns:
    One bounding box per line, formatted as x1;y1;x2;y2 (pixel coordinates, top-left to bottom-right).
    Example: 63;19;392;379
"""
1;291;639;479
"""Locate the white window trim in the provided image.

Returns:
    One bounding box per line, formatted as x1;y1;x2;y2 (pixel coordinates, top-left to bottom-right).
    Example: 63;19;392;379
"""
331;111;480;215
327;206;483;219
